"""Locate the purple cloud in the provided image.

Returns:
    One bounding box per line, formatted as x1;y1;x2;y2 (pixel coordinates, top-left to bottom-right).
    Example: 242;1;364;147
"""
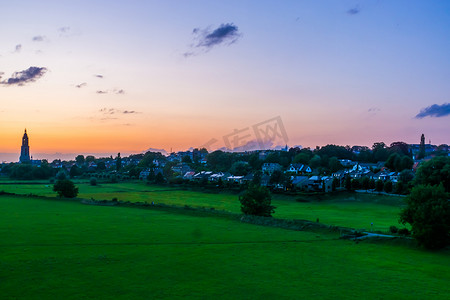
184;23;241;57
0;67;47;86
415;103;450;119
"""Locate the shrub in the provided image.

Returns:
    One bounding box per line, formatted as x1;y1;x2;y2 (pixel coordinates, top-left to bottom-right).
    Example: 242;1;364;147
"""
56;171;67;180
90;177;97;186
239;184;275;217
389;226;398;234
398;228;410;236
53;179;79;198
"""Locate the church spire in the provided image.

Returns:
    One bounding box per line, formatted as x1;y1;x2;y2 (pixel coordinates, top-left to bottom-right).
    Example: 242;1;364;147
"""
19;129;31;163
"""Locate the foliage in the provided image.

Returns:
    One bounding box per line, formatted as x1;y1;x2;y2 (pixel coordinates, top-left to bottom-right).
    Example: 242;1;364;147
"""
56;170;68;180
8;163;54;180
229;161;251;176
400;184;449;249
385;153;413;172
414;156;450;192
384;180;393;193
155;172;165;184
375;180;384;192
89;177;97;186
75;155;85;165
53;179;79;198
239;184;275;217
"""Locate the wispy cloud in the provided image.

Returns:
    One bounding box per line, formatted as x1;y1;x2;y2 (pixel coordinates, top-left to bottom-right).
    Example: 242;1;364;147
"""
99;108;140;115
184;23;241;57
96;90;107;94
14;44;22;53
0;67;47;86
75;82;87;88
116;89;125;95
32;35;47;42
94;74;104;79
415;103;450;119
347;7;360;15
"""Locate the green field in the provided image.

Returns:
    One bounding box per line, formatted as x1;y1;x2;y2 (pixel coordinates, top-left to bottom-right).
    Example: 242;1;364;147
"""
0;181;405;232
1;194;449;299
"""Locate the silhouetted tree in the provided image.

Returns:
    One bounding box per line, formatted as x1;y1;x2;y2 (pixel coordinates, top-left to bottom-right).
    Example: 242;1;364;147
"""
239;184;275;217
400;184;449;249
53;179;78;198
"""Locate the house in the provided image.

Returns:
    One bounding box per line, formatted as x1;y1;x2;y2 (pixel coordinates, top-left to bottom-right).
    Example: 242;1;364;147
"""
262;163;282;175
292;176;309;190
139;167;163;180
193;171;212;181
183;171;196;180
227;175;245;184
260;174;271;186
306;176;334;192
287;163;312;174
171;163;192;175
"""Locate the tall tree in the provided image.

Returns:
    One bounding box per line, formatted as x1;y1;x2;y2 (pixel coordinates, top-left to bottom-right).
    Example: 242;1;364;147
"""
400;184;449;249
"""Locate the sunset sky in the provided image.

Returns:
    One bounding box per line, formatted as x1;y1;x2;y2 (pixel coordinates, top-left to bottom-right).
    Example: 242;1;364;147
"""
1;1;449;162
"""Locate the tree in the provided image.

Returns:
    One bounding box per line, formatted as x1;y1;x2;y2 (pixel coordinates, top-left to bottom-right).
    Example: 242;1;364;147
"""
345;176;352;191
53;179;79;198
239;184;275;217
414;156;450;192
400;184;449;249
418;134;426;159
155;172;165;184
384;180;393;193
375;179;384;192
75;155;85;165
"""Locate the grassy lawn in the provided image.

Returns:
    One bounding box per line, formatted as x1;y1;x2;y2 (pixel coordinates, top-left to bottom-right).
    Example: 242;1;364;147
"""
0;181;406;231
1;195;449;299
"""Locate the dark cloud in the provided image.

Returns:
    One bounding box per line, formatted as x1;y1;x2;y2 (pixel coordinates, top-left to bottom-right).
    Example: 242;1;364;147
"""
0;67;47;86
96;90;107;94
94;74;104;79
116;89;125;95
185;23;241;56
32;35;46;42
123;110;137;114
415;103;450;119
14;44;22;53
347;7;360;15
75;82;87;88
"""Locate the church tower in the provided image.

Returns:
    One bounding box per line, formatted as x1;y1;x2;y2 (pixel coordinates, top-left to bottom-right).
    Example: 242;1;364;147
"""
19;129;31;163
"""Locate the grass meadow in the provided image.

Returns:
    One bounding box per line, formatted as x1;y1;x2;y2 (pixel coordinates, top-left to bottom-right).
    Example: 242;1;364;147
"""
1;194;449;299
1;181;405;231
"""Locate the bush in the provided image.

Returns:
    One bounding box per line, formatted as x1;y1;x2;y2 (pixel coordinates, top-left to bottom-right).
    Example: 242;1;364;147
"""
389;226;398;234
56;171;67;180
384;180;393;193
53;179;79;198
398;228;410;236
90;177;97;186
239;184;275;217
